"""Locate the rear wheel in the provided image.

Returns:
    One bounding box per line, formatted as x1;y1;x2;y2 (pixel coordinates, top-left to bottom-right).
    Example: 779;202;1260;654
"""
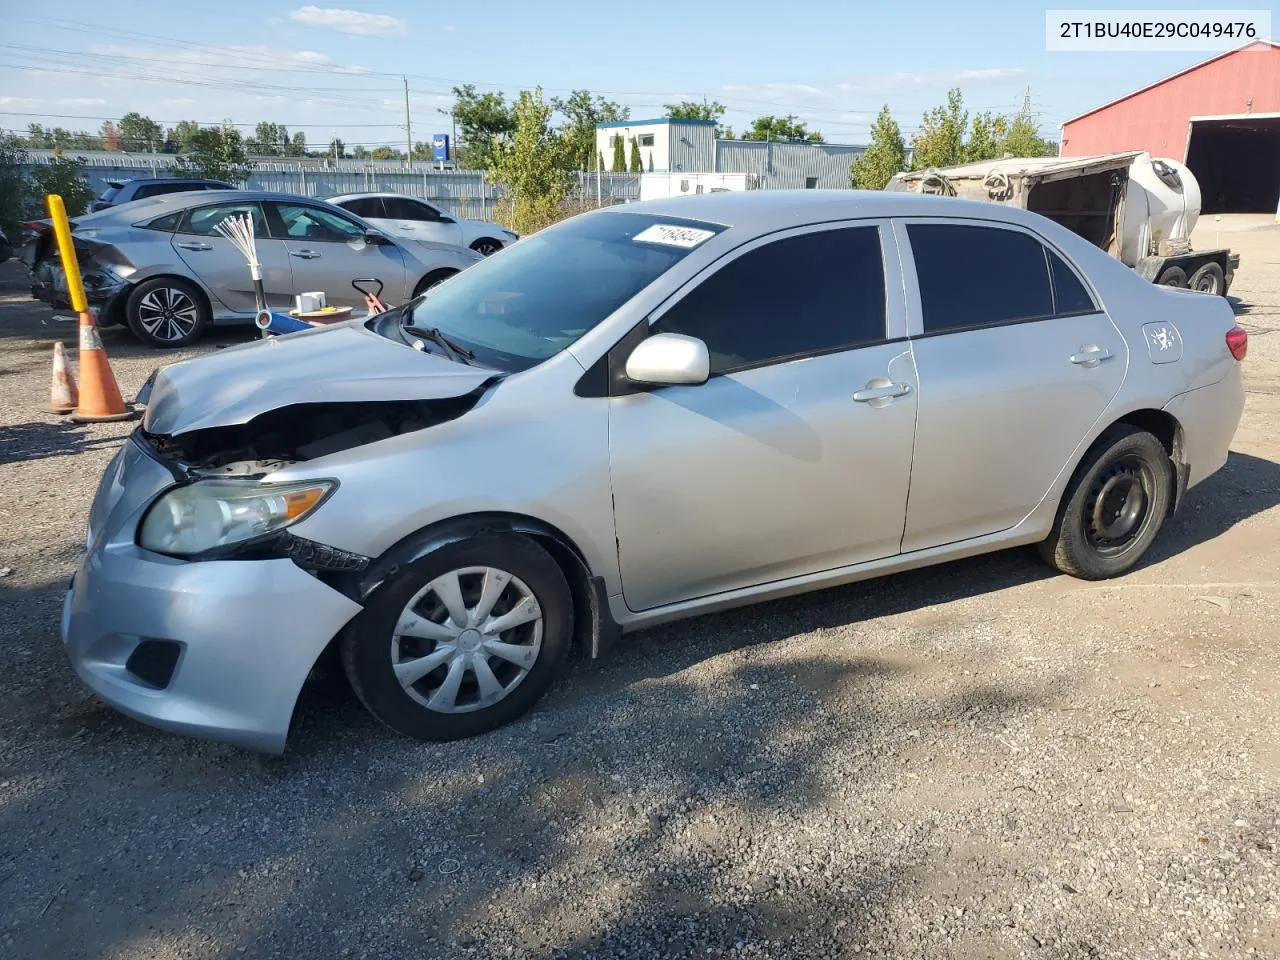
1188;261;1225;296
1156;266;1188;287
340;534;573;743
125;277;210;348
1037;425;1173;580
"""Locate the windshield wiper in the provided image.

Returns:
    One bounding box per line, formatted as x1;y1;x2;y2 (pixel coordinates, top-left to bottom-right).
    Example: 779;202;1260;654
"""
402;323;475;364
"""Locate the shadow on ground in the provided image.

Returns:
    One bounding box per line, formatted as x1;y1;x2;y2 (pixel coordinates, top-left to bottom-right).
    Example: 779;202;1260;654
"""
0;420;131;466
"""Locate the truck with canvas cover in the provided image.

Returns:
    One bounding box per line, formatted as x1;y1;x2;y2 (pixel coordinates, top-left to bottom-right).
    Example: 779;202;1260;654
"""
885;151;1239;297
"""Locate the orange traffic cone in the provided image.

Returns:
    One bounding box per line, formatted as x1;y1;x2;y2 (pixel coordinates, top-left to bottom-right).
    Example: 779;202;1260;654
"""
50;340;79;414
70;311;136;423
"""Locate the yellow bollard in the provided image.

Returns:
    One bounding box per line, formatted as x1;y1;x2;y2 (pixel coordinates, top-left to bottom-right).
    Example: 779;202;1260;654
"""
45;194;135;422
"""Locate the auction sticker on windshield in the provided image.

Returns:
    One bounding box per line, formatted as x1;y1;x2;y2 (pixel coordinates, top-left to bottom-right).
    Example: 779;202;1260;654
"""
633;224;717;248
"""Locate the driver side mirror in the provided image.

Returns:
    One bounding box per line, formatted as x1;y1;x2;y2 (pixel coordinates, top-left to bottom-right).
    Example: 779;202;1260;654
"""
625;332;710;386
364;230;390;245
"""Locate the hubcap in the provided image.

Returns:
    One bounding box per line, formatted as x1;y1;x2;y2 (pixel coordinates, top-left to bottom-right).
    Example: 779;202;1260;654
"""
137;287;200;342
390;566;543;714
1084;455;1153;557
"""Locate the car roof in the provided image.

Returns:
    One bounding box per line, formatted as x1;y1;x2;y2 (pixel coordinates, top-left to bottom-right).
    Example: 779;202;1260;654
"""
594;189;1044;233
328;192;427;202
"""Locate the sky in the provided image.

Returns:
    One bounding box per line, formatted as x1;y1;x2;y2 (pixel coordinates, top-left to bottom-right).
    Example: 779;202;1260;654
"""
0;1;1266;151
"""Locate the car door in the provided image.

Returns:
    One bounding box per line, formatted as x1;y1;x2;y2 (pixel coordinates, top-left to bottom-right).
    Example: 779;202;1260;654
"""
894;217;1129;553
607;221;919;612
265;200;409;309
379;196;465;247
169;200;294;314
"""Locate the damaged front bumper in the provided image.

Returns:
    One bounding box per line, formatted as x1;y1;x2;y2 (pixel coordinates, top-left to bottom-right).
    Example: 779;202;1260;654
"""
61;433;366;753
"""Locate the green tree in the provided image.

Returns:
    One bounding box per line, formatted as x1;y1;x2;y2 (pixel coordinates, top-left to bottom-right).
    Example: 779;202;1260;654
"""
248;121;291;156
328;137;345;160
741;114;824;143
370;146;404;161
288;131;308;156
172;126;253;182
597;150;605;172
449;84;517;169
1001;106;1055;158
664;98;732;138
166;121;202;154
118;112;164;153
0;134;29;243
963;111;1008;163
912;87;968;169
29;155;95;217
553;89;629;172
628;137;642;172
24;124;51;148
850;105;907;190
486;87;572;235
611;133;626;172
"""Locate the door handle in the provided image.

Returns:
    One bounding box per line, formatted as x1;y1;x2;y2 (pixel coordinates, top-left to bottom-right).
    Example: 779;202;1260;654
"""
175;241;212;251
853;379;912;403
290;249;321;260
1070;344;1113;367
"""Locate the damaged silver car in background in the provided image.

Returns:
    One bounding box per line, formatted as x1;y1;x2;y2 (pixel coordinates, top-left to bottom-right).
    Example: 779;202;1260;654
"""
62;190;1246;754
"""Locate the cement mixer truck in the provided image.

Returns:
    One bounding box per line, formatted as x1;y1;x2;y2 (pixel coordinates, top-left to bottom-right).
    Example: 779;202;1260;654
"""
885;150;1239;298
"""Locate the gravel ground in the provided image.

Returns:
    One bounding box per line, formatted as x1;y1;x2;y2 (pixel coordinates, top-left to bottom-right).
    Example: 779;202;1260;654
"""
1;218;1278;960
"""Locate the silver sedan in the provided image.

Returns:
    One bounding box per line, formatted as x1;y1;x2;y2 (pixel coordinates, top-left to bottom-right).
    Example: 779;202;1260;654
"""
62;189;1247;752
24;189;483;348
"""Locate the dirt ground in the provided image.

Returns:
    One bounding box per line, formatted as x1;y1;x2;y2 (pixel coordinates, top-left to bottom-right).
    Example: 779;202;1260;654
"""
0;218;1278;960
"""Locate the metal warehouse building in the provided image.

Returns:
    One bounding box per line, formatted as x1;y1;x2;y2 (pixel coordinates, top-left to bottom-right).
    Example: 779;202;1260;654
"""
1059;39;1280;214
595;117;865;189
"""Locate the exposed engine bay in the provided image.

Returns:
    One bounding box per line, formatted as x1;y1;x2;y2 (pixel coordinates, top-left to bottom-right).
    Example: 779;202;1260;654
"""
140;395;482;474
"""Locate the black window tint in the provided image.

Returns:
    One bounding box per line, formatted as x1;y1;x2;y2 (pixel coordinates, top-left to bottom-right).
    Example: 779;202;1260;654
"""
144;211;182;232
1049;250;1096;314
908;223;1053;333
383;197;438;220
341;197;384;218
652;226;886;374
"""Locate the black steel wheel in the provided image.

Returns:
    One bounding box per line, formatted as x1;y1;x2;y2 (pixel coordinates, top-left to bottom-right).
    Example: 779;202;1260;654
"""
1188;261;1225;296
1037;425;1173;580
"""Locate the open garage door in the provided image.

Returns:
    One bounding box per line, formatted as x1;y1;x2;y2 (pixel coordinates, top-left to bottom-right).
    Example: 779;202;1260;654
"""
1186;115;1280;214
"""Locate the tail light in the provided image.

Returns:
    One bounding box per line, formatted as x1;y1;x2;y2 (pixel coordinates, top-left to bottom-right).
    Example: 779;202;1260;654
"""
1226;326;1248;361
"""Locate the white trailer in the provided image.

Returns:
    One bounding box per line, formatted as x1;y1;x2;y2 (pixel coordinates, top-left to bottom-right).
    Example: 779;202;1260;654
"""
886;151;1240;297
638;172;761;203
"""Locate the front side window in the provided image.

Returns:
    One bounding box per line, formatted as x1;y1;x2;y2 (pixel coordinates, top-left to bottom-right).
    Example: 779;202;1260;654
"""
383;197;441;221
180;202;268;237
272;202;367;243
399;212;725;373
908;222;1054;334
651;225;887;374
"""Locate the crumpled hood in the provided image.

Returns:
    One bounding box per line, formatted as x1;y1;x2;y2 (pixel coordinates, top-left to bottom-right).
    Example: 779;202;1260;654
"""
143;320;498;435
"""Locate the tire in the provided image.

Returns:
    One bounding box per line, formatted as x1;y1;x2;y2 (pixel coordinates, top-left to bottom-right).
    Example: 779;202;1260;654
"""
1188;261;1225;296
1156;266;1187;287
412;269;457;298
339;533;573;743
125;276;210;348
1036;425;1174;580
470;238;504;256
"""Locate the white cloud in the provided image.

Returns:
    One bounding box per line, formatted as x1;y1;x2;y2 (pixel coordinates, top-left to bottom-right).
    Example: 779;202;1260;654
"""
0;96;108;108
721;82;836;106
90;42;371;76
288;6;406;36
838;67;1026;94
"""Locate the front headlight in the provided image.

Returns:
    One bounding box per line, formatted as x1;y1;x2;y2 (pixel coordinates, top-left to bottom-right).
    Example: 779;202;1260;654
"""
138;479;335;558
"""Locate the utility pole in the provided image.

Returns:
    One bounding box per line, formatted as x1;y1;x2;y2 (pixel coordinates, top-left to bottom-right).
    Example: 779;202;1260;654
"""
1022;85;1032;117
404;75;413;170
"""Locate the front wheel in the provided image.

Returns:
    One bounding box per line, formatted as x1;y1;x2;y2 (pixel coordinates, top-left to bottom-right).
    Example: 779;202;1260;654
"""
1037;425;1173;580
412;269;457;298
470;238;504;257
340;534;573;743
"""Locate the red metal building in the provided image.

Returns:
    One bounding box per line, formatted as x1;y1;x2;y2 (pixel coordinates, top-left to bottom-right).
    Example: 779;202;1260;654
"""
1059;40;1280;212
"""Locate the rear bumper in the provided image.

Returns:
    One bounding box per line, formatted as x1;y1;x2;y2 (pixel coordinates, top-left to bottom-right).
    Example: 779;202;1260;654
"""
29;260;130;323
1162;367;1246;491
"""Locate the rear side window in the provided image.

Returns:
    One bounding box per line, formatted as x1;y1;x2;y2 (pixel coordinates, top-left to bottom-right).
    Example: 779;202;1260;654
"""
384;197;441;221
1048;250;1097;315
651;225;887;374
908;223;1053;333
143;211;183;232
180;202;269;237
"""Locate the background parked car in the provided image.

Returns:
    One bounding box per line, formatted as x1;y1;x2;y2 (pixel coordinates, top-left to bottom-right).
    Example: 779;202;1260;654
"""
328;192;518;256
0;227;11;264
89;177;236;212
22;189;483;348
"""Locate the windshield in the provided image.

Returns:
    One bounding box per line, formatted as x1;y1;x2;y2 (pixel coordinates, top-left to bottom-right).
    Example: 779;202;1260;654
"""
401;211;725;372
